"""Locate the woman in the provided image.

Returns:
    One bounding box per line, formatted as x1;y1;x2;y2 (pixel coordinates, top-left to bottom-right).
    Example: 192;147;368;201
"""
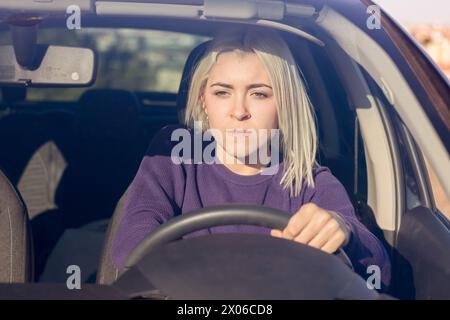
112;27;391;288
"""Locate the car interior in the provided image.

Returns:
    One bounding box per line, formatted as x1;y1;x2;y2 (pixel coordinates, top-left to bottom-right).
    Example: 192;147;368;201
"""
0;1;449;300
0;20;361;278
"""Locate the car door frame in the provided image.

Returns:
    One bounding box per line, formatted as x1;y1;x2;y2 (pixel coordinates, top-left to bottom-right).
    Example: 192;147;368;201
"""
313;0;450;299
368;0;450;300
357;0;450;299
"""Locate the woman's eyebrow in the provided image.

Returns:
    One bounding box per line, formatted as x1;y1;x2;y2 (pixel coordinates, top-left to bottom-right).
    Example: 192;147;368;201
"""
210;82;272;89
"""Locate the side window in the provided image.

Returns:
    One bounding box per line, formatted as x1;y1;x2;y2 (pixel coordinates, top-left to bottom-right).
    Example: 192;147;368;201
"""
395;120;423;211
362;62;449;223
393;112;449;223
423;155;450;221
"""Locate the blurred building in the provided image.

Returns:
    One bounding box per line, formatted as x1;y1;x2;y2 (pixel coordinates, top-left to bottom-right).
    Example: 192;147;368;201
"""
408;25;450;78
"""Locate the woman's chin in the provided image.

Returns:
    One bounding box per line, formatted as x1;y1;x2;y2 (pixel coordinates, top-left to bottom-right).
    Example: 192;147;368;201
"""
221;147;261;165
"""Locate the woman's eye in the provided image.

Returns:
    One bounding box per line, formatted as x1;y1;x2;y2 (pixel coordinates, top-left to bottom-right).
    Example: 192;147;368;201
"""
214;91;229;97
252;92;268;98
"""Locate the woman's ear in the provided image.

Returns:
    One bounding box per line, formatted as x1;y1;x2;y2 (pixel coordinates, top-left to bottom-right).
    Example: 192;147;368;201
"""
200;95;207;114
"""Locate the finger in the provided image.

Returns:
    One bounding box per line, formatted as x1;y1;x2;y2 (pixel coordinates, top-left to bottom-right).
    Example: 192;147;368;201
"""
271;229;283;238
283;205;316;239
294;212;332;244
307;219;341;249
320;229;347;254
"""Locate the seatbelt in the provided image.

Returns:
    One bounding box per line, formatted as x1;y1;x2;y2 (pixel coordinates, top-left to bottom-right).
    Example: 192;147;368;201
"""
352;114;365;222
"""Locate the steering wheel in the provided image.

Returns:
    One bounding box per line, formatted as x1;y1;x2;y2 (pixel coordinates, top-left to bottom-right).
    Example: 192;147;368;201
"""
123;204;353;271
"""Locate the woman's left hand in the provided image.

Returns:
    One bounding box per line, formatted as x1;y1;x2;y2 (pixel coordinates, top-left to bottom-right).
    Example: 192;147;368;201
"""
271;203;350;254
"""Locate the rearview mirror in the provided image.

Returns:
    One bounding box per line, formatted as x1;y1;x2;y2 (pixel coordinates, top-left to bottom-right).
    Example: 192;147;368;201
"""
0;45;97;87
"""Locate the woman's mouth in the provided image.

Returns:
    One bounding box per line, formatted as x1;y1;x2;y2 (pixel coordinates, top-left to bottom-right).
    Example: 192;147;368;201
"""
226;129;254;137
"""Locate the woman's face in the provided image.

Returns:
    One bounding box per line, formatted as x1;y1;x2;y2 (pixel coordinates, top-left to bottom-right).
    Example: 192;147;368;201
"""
202;51;278;164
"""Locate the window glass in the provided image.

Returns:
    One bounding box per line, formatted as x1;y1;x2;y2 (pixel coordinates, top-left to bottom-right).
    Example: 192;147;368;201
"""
423;155;450;221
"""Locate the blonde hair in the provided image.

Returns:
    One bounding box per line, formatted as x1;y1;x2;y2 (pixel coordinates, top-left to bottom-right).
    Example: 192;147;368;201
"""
184;27;318;197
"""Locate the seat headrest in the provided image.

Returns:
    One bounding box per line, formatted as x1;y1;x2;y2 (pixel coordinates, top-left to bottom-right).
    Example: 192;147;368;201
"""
176;41;211;123
76;89;140;140
78;89;140;116
2;87;26;105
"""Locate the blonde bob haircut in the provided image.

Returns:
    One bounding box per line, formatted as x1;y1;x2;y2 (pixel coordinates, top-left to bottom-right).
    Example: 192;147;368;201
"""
184;27;318;197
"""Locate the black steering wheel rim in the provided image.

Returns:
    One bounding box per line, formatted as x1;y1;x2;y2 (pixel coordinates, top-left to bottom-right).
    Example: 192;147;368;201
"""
124;204;353;270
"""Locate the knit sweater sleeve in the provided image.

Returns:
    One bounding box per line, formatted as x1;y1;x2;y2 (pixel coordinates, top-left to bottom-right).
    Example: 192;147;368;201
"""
111;125;186;270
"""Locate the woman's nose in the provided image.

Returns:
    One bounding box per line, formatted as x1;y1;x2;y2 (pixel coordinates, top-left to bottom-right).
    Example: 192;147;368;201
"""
230;97;251;121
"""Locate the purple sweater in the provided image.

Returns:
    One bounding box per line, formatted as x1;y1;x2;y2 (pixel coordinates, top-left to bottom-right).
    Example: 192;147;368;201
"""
112;125;391;287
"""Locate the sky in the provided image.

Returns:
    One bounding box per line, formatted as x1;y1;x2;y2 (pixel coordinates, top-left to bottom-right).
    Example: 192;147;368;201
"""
373;0;450;25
